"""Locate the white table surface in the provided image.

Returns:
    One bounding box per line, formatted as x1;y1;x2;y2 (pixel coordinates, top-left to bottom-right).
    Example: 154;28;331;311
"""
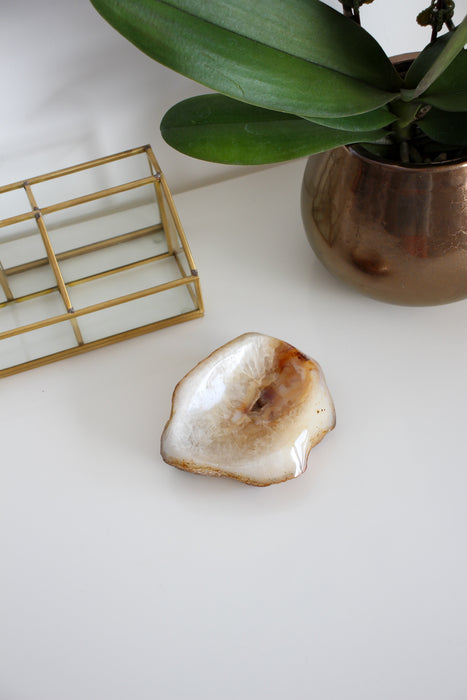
1;159;466;700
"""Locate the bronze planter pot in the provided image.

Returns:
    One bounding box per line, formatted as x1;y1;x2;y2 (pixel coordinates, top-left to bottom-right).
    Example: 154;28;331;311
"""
301;146;467;306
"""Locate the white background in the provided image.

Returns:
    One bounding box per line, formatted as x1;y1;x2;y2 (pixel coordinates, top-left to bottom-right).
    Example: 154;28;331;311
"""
1;3;467;700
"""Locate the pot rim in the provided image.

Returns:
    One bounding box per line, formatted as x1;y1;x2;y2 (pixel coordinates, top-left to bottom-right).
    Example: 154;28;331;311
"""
347;144;467;172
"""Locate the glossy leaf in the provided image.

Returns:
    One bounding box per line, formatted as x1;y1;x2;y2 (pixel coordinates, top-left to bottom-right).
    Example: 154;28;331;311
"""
419;107;467;144
160;95;388;164
420;50;467;111
90;0;399;118
405;33;451;87
306;107;396;132
402;14;467;101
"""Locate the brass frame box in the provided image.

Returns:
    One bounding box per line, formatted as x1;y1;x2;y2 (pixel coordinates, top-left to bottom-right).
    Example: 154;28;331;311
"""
0;145;204;378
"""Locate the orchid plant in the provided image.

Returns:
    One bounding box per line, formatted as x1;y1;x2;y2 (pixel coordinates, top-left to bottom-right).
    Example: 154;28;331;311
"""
90;0;467;164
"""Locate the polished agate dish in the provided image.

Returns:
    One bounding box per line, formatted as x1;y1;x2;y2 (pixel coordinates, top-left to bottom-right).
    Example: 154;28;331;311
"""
161;333;335;486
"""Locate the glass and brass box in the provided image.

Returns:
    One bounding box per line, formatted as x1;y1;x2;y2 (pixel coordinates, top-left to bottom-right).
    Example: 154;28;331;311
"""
0;145;204;378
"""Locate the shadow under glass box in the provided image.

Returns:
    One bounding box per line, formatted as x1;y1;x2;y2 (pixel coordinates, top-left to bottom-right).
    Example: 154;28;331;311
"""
0;145;204;378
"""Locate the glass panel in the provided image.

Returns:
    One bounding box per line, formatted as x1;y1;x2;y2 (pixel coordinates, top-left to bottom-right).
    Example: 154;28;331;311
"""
0;186;31;221
174;249;191;279
78;284;198;344
0;218;58;298
30;152;152;208
0;320;78;371
0;291;68;334
68;257;184;310
161;189;194;278
58;233;168;284
42;183;165;263
186;281;200;309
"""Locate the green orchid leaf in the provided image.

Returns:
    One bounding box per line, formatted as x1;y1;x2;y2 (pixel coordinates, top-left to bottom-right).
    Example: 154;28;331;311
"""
404;37;467;110
160;94;388;165
418;107;467;144
90;0;400;118
403;15;467;102
405;33;452;87
420;50;467;110
305;107;396;132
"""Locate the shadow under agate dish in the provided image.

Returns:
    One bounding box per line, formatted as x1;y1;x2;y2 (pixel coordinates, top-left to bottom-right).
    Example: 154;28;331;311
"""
160;332;335;486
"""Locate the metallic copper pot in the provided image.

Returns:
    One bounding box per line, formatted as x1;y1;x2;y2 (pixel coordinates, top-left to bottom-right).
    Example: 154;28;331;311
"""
301;146;467;306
